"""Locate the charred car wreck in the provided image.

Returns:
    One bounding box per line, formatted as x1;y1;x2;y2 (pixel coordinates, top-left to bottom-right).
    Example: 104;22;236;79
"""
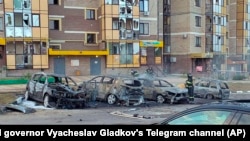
25;72;88;109
78;75;144;106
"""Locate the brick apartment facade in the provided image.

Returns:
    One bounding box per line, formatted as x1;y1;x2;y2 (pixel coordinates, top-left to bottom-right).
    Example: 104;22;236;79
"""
0;0;249;78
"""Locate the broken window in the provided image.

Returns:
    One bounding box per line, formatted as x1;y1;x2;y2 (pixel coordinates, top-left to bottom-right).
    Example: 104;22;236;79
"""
23;0;31;9
87;33;96;44
5;13;14;27
86;9;95;20
119;43;133;64
49;20;59;30
23;13;30;26
120;6;126;14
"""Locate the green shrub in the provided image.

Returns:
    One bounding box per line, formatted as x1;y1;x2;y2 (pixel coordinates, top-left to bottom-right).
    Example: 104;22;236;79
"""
232;75;246;80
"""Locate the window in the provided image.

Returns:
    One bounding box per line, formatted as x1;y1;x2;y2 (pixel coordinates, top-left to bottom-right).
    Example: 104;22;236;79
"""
139;23;149;35
110;43;120;55
164;0;170;5
23;13;30;26
112;18;119;29
195;0;200;7
0;0;2;3
112;0;119;4
49;0;59;5
86;33;96;44
139;0;149;12
49;20;59;30
247;4;250;13
218;17;221;25
32;14;40;27
195;16;201;27
86;9;95;20
166;110;232;125
195;37;201;47
14;13;23;27
216;35;224;45
105;0;119;4
238;113;250;125
49;44;61;50
0;17;3;30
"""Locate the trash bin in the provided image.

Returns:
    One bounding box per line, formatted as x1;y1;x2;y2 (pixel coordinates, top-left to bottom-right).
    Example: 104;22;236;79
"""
75;70;81;76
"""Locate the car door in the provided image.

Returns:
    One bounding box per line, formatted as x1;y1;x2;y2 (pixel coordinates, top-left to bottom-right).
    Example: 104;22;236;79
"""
208;80;220;97
34;75;47;101
87;76;104;99
218;81;231;99
140;79;154;99
194;80;210;97
101;76;114;97
27;74;41;99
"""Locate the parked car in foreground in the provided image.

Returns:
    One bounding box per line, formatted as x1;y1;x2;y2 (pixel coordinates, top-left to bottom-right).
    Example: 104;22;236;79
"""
78;75;144;106
193;78;230;100
138;77;189;104
24;72;88;109
154;99;250;125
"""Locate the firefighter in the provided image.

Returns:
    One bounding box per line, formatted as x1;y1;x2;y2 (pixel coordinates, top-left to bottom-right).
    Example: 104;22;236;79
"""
185;73;194;103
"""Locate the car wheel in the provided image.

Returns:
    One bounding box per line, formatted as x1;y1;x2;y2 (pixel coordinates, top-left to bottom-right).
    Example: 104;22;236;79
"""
156;95;165;104
44;94;56;108
24;91;29;101
107;94;117;105
206;94;213;100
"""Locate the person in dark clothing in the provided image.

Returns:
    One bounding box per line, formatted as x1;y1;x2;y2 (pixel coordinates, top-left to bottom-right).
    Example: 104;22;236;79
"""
185;73;194;103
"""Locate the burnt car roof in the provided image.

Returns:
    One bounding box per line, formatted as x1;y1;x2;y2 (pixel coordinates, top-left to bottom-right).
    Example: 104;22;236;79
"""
32;72;70;78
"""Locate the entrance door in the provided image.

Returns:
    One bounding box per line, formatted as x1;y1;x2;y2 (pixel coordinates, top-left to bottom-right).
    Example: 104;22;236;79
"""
90;57;101;75
54;57;65;75
146;47;155;65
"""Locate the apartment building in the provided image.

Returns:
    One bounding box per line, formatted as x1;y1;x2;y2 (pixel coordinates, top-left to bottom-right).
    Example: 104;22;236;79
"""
1;0;249;77
163;0;213;74
0;0;163;76
163;0;250;76
228;0;250;73
0;0;49;77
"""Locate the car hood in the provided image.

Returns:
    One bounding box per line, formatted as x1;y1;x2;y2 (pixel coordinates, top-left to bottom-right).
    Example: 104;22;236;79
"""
161;87;188;93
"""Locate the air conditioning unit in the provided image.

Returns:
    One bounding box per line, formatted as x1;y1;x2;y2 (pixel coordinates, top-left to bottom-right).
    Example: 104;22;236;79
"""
144;11;149;16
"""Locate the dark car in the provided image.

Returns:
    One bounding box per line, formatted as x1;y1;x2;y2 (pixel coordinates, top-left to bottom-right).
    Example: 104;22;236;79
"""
138;77;189;104
155;99;250;125
78;75;144;106
24;72;88;109
193;78;230;100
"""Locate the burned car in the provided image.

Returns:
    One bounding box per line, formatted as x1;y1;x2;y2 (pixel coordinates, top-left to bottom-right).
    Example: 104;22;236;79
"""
193;78;230;100
24;72;88;109
78;75;144;106
138;78;189;104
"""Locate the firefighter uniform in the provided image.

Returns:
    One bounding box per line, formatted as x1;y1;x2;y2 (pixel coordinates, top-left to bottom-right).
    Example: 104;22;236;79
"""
185;73;194;103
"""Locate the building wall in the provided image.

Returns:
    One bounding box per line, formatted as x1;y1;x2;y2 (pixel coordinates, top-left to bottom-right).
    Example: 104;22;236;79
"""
48;0;105;76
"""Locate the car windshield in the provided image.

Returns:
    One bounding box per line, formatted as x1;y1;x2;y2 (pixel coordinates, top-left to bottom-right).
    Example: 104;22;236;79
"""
166;110;232;125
